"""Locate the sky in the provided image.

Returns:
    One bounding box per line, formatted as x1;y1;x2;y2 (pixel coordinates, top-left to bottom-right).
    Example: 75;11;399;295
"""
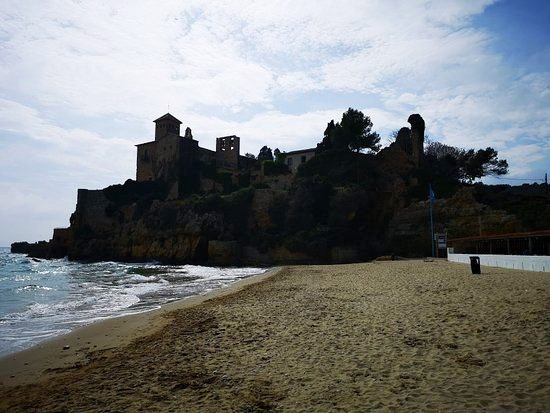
0;0;549;246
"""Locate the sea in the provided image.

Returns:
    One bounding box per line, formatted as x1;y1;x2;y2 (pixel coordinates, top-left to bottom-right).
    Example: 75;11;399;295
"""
0;247;267;357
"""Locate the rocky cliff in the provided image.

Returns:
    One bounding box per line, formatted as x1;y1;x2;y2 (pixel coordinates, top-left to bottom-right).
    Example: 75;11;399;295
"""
12;113;548;265
386;188;524;257
13;178;547;265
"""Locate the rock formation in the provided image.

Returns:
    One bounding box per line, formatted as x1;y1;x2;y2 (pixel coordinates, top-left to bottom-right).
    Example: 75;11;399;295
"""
14;111;540;265
407;114;425;166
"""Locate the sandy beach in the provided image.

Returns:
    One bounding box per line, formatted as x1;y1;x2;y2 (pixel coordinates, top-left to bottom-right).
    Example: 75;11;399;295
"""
0;260;548;412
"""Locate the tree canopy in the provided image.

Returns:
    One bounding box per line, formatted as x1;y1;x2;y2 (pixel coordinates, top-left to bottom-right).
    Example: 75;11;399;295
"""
257;146;274;162
317;108;381;154
425;141;508;183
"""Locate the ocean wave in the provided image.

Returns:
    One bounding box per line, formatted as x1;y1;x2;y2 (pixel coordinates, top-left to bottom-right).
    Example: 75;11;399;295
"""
0;249;267;357
122;274;162;283
17;285;54;292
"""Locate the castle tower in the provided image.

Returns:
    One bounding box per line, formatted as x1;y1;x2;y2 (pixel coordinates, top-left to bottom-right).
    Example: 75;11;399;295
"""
154;113;182;140
407;114;425;166
216;135;240;170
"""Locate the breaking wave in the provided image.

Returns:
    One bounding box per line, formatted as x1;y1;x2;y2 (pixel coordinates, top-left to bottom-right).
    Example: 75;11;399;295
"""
0;248;267;356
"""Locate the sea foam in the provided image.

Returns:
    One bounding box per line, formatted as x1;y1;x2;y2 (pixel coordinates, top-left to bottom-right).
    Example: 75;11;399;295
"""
0;248;266;356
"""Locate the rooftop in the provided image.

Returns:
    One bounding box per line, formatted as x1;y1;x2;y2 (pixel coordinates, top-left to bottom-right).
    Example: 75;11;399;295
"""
285;148;316;156
153;113;182;124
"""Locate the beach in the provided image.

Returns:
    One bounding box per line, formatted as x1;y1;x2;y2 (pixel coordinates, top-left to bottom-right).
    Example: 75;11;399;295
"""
0;260;548;412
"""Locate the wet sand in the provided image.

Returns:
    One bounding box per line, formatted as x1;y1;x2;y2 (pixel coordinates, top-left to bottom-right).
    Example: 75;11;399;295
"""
0;261;548;412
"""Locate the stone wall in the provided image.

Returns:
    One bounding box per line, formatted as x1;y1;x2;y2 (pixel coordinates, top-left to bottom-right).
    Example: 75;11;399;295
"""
155;134;183;181
198;147;216;164
74;189;112;230
136;142;156;182
216;135;240;170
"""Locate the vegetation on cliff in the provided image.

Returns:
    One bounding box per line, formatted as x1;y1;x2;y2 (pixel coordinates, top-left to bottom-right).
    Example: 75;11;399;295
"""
317;108;381;154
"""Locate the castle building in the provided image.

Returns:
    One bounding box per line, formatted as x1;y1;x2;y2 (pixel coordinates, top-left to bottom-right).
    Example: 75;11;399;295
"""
135;113;255;196
136;113;192;182
135;112;424;196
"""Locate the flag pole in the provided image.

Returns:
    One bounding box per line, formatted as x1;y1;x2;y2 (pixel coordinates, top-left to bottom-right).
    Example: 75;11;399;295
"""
429;185;435;257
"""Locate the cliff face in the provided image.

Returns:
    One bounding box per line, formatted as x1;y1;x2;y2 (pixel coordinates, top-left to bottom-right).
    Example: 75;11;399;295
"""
386;188;524;257
54;141;423;265
65;185;318;265
69;190;216;263
56;177;546;265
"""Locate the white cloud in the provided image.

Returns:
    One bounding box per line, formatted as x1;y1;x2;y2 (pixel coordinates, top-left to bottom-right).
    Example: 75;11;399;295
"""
0;98;134;177
500;144;548;178
0;0;549;243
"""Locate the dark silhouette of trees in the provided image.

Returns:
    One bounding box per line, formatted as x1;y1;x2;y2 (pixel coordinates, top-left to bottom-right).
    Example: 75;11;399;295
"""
316;108;380;154
425;141;508;183
263;148;290;176
255;147;289;176
273;148;287;164
257;146;274;161
245;153;256;159
317;120;337;152
462;147;508;182
341;108;381;153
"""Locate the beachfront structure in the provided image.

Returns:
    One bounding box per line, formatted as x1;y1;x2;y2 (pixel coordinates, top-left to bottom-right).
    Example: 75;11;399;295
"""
448;229;550;256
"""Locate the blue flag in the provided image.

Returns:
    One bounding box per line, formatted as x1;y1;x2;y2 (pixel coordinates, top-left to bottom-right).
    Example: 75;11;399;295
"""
428;185;436;203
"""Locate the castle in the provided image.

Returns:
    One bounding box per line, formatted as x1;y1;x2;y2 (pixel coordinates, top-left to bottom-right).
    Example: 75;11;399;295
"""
12;111;426;261
135;112;425;197
135;113;256;197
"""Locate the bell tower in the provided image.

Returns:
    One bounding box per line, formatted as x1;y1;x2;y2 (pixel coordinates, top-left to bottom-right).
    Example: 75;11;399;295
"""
154;113;182;140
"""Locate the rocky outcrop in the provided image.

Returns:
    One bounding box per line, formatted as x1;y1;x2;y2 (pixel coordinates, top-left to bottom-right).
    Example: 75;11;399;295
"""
11;241;50;257
12;143;422;264
10;228;71;259
386;188;523;257
16;112;543;266
208;241;240;266
408;114;425;166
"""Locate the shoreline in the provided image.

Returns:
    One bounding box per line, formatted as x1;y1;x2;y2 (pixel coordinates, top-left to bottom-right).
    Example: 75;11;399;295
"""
0;267;280;386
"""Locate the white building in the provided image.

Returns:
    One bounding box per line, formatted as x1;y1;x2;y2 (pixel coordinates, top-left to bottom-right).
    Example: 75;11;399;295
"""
285;148;316;173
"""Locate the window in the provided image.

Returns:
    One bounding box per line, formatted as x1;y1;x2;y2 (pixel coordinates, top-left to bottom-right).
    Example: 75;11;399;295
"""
287;158;293;167
301;155;306;164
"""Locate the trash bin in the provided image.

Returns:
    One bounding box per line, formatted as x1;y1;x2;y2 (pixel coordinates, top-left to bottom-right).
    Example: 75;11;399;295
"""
470;256;481;274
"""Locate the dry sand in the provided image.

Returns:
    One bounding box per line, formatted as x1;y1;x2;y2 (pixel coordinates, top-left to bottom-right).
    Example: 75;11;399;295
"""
0;260;548;412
